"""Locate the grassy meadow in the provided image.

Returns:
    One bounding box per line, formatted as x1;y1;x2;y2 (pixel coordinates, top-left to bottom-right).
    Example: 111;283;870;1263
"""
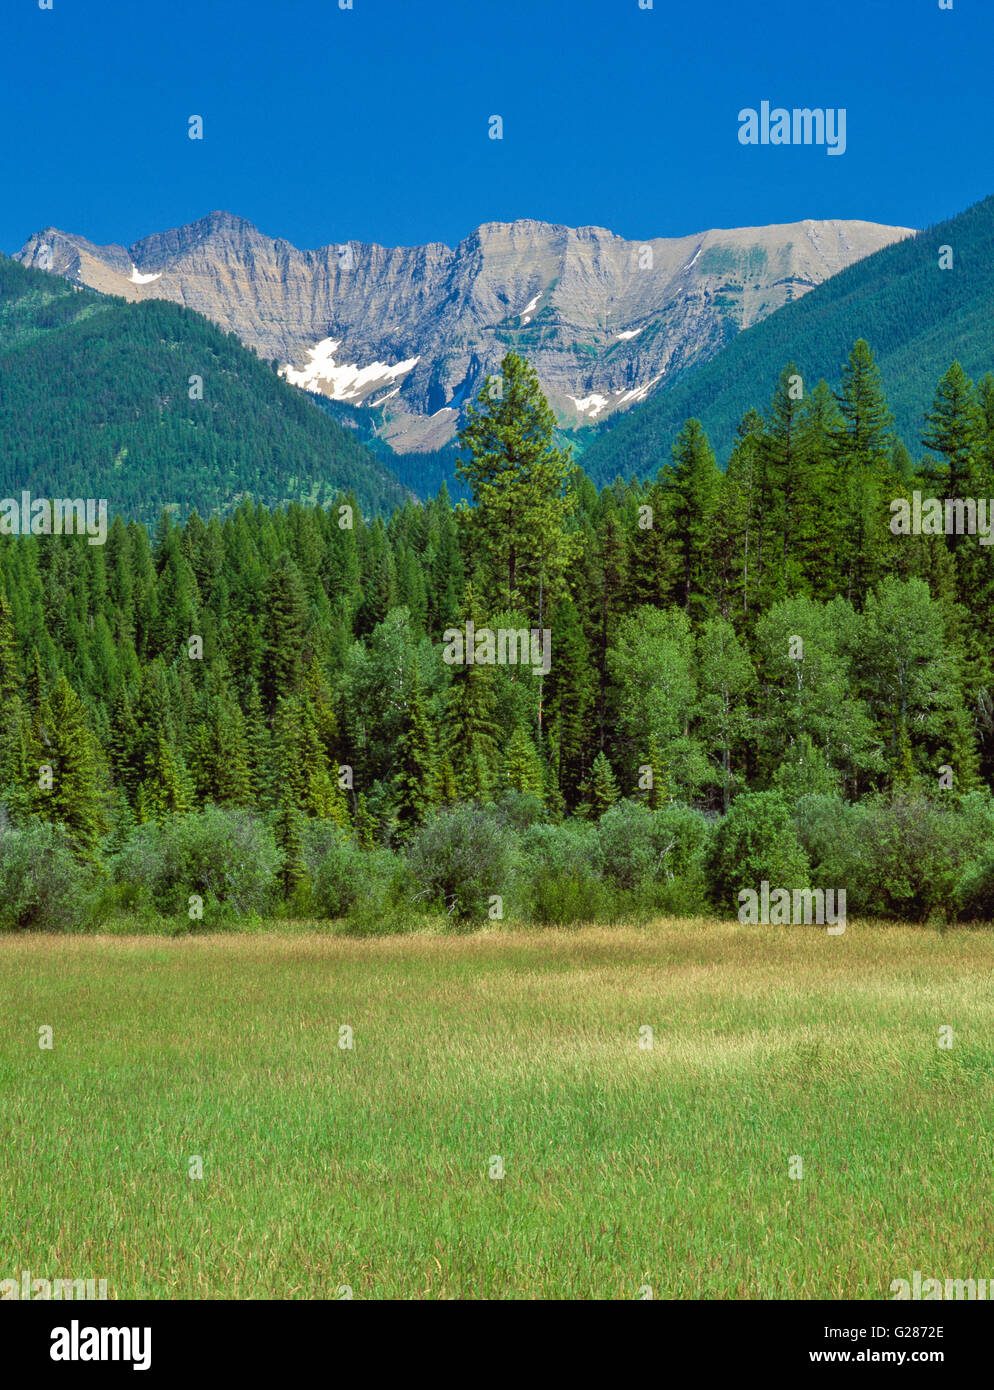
1;919;991;1300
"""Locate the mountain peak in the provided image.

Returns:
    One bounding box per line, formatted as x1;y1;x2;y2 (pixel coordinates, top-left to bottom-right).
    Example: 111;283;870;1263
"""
15;210;914;450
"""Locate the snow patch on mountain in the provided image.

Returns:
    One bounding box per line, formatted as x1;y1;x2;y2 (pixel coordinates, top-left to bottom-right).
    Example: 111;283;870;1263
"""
281;338;420;401
617;373;665;405
519;292;542;324
568;392;611;418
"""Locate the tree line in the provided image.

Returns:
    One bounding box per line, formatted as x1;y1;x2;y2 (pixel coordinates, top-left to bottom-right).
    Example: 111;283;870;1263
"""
2;344;994;886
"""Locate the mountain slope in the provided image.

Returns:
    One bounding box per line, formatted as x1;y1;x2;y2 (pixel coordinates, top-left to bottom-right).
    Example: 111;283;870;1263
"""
0;254;406;523
580;194;994;484
15;211;912;452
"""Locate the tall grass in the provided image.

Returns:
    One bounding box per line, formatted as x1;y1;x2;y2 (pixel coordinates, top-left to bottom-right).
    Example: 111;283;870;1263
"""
1;920;991;1299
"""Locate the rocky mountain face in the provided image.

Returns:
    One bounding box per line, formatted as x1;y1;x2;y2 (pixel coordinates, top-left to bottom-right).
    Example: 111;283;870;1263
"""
17;210;913;451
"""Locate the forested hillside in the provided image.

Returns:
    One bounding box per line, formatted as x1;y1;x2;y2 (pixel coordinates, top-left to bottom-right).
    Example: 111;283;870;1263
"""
581;194;994;482
4;346;994;928
0;255;407;523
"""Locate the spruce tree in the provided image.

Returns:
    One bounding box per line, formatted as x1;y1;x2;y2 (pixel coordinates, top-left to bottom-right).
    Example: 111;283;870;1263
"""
444;584;500;801
394;659;438;833
662;418;720;617
35;673;106;859
545;595;593;809
504;722;545;800
456;352;582;615
0;582;18;701
587;751;620;818
260;554;307;716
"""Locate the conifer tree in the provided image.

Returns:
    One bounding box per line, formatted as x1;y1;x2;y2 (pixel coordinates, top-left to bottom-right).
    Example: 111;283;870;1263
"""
662;418;720;617
587;750;620;818
504;722;545;800
443;584;500;801
456;352;582;615
191;664;252;806
0;582;18;701
136;733;193;824
274;799;307;900
243;680;272;805
545;595;593;808
260;554;307;716
832;340;895;599
394;659;438;833
354;792;377;848
35;673;106;859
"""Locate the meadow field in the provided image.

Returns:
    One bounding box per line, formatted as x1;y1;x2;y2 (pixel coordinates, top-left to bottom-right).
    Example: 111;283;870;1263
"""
1;920;991;1300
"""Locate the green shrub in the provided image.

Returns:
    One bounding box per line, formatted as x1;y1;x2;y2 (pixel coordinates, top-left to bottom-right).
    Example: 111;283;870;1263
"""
796;792;991;921
493;790;547;832
518;821;606;923
528;866;619;925
597;799;711;912
954;852;994;921
406;802;521;922
311;832;404;920
845;794;975;921
793;794;861;885
522;821;604;877
0;819;92;931
596;800;657;890
111;807;281;920
707;791;810;911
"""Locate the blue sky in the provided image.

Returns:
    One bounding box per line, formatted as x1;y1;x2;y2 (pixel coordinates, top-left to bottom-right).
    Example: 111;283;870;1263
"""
3;0;991;254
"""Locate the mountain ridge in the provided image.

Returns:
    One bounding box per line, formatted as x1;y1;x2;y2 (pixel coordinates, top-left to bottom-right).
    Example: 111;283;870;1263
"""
16;211;913;452
579;192;994;484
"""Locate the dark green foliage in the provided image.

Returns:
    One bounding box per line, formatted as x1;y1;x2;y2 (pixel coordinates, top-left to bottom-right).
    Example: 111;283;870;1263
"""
0;254;406;525
597;798;710;912
707;791;810;909
310;831;403;920
795;791;994;922
4;302;994;926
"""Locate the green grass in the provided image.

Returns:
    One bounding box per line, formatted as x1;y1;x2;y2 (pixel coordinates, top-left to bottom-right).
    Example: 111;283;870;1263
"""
1;920;991;1299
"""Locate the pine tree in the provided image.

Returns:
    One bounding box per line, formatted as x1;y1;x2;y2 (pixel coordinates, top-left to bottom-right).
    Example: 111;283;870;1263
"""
922;362;986;603
394;659;438;833
504;722;545;800
587;751;620;818
354;792;377;848
456;352;582;614
260;553;307;716
0;693;35;821
444;584;500;801
663;418;720;617
271;695;349;825
586;495;628;750
923;361;983;498
35;673;106;859
544;595;593;808
274;799;307;900
243;680;272;806
357;518;398;634
435;755;459;805
136;733;192;824
832;340;895;599
0;581;18;700
191;663;252;806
